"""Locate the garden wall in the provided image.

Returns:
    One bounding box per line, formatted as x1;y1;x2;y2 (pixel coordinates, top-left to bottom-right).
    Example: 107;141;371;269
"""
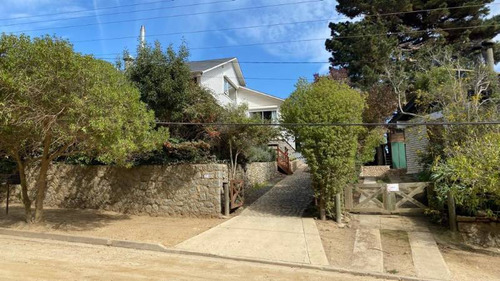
457;216;500;248
23;164;228;217
3;161;282;218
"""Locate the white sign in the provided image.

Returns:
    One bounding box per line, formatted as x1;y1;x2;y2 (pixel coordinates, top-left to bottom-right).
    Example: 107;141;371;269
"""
387;184;400;192
203;174;214;179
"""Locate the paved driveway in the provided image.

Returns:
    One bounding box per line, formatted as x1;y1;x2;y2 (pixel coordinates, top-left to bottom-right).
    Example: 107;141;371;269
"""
176;165;329;265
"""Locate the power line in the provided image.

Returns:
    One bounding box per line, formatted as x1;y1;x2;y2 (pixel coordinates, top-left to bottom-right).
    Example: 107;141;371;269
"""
7;0;322;34
7;1;500;39
73;18;331;44
1;0;235;28
155;121;500;127
93;23;500;58
0;0;175;22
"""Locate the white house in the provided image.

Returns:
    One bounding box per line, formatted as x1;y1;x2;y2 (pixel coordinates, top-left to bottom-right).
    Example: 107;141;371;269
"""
187;58;284;123
187;58;296;151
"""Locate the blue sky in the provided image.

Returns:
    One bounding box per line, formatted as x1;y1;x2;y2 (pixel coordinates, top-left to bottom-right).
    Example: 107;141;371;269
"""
0;0;339;99
1;0;499;99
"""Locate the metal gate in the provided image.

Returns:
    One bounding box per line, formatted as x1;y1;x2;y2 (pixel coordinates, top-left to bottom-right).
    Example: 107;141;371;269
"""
345;182;429;215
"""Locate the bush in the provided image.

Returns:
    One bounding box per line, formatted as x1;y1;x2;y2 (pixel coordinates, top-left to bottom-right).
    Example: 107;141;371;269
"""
247;146;276;163
164;139;212;162
431;132;500;217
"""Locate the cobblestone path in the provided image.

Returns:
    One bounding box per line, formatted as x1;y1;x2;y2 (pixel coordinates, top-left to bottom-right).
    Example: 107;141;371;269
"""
176;164;329;265
241;166;313;217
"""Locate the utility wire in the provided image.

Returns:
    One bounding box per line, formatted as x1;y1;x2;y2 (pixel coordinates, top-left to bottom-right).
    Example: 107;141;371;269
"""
70;2;500;44
0;0;177;22
93;23;500;58
1;0;235;28
8;0;500;33
6;0;322;34
155;121;500;127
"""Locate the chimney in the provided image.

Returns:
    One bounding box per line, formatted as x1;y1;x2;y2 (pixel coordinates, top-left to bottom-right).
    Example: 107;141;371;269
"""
481;40;495;71
140;25;146;48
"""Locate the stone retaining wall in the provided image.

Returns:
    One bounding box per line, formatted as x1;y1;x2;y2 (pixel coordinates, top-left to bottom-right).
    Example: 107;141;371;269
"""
244;162;279;186
18;164;228;217
457;216;500;248
2;161;282;218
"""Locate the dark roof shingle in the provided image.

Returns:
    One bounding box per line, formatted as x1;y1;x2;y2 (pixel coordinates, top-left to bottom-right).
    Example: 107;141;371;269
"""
187;57;235;73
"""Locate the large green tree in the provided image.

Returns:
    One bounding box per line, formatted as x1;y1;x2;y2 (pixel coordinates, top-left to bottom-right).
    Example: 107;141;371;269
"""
0;34;166;223
123;41;221;140
326;0;500;88
281;78;365;221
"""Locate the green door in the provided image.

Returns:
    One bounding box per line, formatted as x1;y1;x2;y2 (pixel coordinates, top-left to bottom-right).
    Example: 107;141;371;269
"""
391;142;407;169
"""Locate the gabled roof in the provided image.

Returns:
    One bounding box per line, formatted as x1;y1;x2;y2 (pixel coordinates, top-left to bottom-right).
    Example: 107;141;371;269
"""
186;58;235;73
239;87;284;102
187;57;246;86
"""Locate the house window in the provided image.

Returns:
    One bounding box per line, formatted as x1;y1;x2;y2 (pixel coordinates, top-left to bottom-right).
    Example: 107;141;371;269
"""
224;78;232;95
251;110;277;122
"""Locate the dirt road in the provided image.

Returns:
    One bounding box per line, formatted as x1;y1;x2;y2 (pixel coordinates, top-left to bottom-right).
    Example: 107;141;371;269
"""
0;235;388;281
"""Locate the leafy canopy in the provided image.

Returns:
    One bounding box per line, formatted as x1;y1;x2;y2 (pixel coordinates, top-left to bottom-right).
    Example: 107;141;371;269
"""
326;0;500;88
0;34;166;222
281;78;365;217
123;41;222;140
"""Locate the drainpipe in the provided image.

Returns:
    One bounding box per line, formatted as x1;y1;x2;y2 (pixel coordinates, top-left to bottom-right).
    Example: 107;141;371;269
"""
481;40;495;71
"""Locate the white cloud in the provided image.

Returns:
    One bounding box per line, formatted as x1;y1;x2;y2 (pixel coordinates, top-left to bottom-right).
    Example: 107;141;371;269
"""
196;0;337;74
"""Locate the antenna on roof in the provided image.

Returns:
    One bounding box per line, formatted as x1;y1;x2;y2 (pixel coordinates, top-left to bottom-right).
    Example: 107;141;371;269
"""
140;25;146;48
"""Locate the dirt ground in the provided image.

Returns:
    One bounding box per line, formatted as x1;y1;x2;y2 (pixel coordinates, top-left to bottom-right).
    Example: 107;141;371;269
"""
0;236;392;281
380;229;415;276
0;205;225;247
316;219;357;269
317;214;500;281
440;245;500;281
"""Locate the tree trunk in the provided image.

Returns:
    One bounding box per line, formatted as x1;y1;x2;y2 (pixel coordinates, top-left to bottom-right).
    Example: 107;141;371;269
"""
14;156;32;223
319;191;326;221
33;158;50;223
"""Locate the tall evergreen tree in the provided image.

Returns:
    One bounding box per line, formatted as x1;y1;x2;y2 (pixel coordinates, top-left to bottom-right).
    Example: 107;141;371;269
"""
326;0;500;88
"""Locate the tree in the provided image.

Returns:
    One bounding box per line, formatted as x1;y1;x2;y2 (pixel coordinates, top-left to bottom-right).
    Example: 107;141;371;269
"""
216;105;278;180
326;0;500;88
0;34;167;223
124;41;222;140
414;52;500;216
281;78;365;221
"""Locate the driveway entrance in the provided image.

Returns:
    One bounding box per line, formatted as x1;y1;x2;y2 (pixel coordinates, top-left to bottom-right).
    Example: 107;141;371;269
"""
175;164;329;265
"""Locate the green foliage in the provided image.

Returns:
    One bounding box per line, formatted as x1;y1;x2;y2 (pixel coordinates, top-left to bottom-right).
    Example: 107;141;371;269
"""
0;34;167;221
358;127;386;164
216;104;278;179
281;78;365;216
327;0;500;89
414;54;500;216
431;132;500;216
164;139;212;162
124;41;222;140
0;157;16;174
247;145;276;163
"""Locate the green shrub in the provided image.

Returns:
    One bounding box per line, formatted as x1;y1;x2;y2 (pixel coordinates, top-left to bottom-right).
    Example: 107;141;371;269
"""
247;146;276;163
431;132;500;217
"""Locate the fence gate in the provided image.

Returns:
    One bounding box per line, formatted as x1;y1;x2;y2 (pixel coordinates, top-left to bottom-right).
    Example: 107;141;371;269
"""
345;182;429;215
230;179;244;209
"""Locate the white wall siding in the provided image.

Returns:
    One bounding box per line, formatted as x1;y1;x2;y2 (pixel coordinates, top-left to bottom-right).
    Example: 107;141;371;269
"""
200;63;240;107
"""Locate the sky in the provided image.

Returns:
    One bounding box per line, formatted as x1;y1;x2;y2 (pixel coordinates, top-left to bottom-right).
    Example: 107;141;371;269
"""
1;0;499;99
0;0;339;99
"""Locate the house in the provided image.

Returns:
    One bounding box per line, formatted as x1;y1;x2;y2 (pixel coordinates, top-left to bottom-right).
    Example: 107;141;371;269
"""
187;57;296;151
128;26;295;150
